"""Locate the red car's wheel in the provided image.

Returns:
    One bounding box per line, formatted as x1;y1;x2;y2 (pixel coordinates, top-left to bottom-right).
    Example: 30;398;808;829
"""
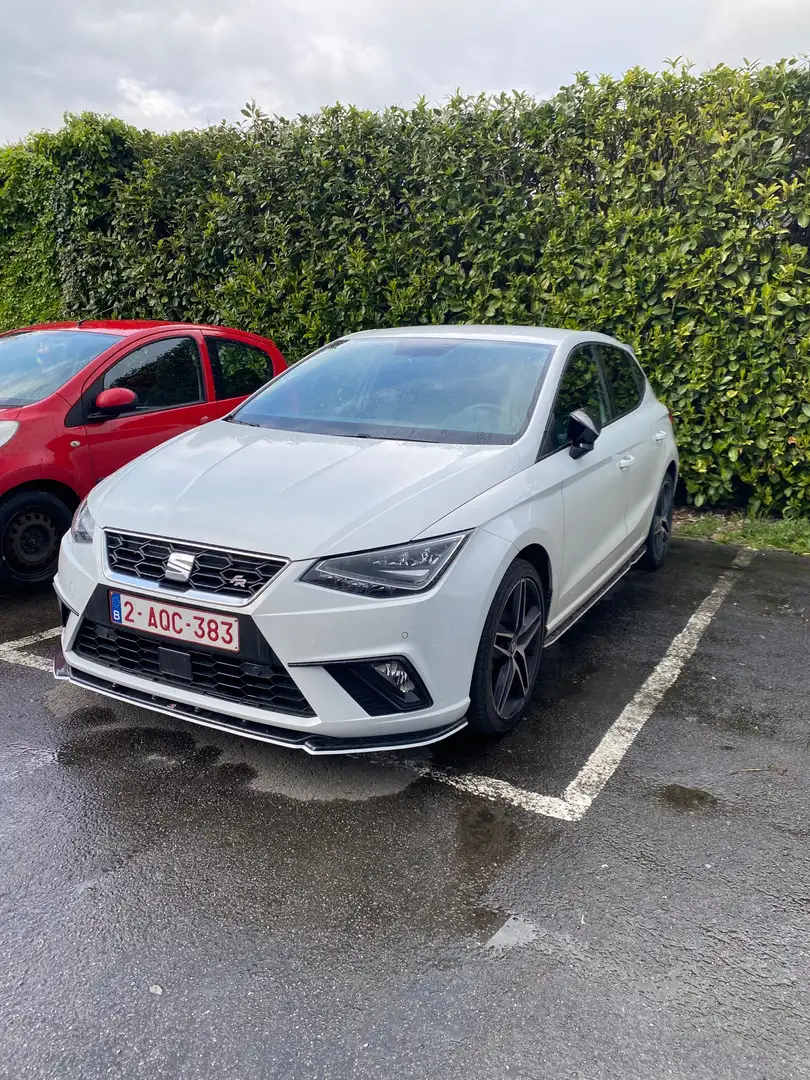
0;490;73;590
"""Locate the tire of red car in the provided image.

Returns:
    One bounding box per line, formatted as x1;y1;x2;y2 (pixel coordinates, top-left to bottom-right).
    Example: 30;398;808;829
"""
0;490;73;590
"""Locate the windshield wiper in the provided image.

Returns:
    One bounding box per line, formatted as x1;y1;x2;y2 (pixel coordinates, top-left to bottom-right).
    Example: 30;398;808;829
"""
353;431;412;441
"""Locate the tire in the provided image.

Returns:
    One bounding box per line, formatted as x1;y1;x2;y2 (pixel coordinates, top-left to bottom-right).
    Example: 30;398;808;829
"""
0;490;73;591
467;559;546;737
641;472;675;571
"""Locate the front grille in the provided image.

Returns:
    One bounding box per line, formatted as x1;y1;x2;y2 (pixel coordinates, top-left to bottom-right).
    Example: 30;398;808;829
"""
106;532;286;600
73;618;314;718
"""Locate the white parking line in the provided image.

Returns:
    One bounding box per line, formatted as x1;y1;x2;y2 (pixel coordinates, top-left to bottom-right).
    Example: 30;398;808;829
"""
414;765;577;820
0;627;62;673
423;549;754;820
1;551;752;819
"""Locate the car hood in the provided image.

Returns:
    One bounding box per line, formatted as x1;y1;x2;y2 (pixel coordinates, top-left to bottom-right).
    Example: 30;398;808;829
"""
0;406;20;421
94;421;521;560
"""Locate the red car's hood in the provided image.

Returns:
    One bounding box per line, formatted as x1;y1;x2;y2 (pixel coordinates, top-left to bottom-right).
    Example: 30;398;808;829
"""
0;406;20;421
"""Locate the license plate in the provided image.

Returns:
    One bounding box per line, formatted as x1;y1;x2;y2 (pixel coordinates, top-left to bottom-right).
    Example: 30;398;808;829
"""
109;591;240;653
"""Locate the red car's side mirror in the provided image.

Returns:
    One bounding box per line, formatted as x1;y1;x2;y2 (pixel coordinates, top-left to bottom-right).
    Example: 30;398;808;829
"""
94;387;138;415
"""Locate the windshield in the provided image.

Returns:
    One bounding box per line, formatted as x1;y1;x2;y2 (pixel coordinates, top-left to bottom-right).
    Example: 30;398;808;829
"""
0;330;123;407
230;336;555;444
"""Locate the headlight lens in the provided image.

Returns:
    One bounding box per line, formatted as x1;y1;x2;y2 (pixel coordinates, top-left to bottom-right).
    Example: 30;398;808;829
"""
70;498;96;544
0;421;19;448
301;532;470;598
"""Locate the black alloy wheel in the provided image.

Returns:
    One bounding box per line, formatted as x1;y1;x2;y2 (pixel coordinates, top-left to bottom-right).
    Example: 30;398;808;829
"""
642;473;675;570
468;559;546;737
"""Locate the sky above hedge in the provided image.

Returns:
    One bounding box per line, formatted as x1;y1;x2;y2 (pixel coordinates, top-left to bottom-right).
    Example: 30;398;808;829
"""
3;0;808;142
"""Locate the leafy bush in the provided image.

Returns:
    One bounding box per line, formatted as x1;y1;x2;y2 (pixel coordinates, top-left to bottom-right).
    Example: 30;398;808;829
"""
2;61;810;513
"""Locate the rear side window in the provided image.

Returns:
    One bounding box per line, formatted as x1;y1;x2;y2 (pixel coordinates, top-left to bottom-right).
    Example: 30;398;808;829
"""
206;338;273;400
549;345;610;449
601;346;646;419
104;337;204;411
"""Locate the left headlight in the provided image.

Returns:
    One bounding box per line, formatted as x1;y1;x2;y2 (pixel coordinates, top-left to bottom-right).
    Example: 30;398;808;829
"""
301;532;470;598
0;421;19;448
70;498;96;544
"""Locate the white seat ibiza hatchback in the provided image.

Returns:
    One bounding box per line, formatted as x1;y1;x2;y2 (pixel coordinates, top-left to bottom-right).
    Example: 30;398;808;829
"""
54;326;677;754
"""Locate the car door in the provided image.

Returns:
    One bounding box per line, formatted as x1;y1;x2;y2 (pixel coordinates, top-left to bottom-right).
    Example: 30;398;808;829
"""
204;335;276;413
82;334;214;484
538;344;631;619
599;345;666;546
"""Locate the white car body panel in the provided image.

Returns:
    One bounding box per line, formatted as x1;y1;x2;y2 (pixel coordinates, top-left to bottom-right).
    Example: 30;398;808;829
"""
91;422;521;559
621;385;674;545
55;325;678;753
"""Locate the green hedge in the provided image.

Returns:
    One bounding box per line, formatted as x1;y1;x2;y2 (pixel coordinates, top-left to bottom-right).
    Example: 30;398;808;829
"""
2;62;810;513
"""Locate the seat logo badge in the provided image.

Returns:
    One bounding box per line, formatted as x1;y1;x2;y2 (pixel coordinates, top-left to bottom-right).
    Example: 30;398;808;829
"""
230;575;248;589
164;552;195;583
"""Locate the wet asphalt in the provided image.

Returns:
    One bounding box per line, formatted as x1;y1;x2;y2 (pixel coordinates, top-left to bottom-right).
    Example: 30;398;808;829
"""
1;538;809;1080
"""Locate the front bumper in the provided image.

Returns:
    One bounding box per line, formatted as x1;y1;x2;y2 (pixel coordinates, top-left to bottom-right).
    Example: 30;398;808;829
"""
53;648;467;754
54;526;516;754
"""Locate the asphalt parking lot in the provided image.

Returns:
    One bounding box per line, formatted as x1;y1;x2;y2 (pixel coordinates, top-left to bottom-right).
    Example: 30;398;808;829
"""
2;538;809;1080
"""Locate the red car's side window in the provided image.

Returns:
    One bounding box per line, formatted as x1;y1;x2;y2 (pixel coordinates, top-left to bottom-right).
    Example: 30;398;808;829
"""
205;338;274;400
104;337;206;412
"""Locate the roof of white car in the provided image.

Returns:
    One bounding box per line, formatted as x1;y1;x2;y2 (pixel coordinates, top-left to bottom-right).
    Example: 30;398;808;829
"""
349;325;626;348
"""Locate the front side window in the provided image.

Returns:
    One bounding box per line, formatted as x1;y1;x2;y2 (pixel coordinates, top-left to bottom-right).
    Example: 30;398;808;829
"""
229;336;555;445
104;337;204;411
206;338;273;400
549;345;610;449
601;345;645;418
0;330;123;408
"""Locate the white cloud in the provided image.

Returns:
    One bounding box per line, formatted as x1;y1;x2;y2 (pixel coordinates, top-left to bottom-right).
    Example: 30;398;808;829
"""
690;0;810;65
1;0;809;143
115;78;195;125
300;36;388;81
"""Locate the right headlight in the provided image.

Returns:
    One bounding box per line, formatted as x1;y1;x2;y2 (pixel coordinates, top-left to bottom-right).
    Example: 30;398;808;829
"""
0;421;19;448
70;498;96;544
301;532;470;598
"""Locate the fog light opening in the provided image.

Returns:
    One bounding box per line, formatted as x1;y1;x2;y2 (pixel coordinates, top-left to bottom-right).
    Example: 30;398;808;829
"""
323;656;432;715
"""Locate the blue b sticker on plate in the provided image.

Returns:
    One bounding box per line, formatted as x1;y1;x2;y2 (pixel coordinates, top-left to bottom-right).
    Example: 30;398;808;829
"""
110;591;123;624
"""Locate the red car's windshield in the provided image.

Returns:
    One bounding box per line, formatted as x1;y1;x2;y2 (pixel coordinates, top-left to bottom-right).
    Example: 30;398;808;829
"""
0;330;123;407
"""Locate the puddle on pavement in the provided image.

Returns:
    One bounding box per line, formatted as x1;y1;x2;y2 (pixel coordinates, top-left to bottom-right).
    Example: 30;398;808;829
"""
530;657;604;711
455;802;521;880
703;711;778;738
675;686;779;738
36;681;547;963
48;682;420;803
750;590;809;622
657;783;718;811
484;913;538;953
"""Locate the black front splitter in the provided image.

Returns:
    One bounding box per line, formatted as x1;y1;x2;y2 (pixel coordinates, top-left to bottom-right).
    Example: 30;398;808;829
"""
53;652;467;755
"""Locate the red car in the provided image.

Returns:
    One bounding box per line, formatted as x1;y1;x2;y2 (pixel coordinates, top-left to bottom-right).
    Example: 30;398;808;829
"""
0;320;286;589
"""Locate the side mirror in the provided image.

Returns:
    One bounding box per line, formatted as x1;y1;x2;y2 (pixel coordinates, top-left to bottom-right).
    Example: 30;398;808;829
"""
568;409;600;459
94;387;138;417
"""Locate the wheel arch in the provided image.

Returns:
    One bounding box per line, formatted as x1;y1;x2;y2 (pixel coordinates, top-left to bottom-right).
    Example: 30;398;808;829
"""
0;480;80;513
514;542;552;612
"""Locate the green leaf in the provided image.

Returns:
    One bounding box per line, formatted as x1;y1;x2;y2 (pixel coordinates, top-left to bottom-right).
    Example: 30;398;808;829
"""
2;72;808;515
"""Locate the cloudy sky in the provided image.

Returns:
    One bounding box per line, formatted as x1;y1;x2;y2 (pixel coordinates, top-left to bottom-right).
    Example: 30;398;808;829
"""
2;0;808;143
